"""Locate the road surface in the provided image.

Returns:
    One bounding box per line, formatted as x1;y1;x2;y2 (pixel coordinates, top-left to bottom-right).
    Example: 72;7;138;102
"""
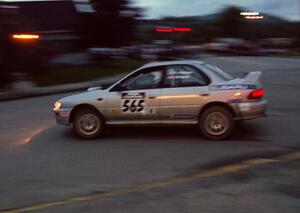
0;56;299;212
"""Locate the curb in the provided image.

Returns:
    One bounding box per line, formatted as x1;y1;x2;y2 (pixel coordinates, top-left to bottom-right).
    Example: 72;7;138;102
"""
0;73;126;102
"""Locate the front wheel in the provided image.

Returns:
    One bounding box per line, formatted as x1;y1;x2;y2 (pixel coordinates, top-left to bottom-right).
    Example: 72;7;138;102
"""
73;108;104;139
199;106;234;140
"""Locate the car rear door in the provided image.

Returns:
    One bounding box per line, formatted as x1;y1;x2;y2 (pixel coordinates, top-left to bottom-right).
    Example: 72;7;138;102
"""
158;65;210;123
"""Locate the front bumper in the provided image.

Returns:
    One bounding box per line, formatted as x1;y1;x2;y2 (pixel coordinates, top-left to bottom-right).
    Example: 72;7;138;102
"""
53;109;71;125
231;99;267;120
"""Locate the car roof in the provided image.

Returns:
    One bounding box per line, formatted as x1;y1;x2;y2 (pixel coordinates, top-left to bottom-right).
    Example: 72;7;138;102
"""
140;60;205;69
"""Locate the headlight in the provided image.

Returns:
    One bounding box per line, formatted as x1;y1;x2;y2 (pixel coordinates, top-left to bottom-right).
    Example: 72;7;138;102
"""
53;101;62;110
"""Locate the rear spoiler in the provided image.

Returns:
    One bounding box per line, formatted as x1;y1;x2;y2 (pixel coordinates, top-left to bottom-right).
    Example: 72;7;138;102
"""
244;71;262;83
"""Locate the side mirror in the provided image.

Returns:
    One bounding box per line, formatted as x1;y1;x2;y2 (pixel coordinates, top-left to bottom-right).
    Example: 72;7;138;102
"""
87;86;102;92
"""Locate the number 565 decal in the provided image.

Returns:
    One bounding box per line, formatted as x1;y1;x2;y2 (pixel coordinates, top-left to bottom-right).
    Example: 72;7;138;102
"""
122;99;145;113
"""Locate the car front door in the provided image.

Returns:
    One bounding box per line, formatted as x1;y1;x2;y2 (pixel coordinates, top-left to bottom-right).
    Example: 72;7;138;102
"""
105;67;164;124
158;65;210;123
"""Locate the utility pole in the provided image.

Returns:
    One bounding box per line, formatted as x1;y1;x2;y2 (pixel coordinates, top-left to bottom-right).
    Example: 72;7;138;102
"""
297;0;300;38
298;0;300;20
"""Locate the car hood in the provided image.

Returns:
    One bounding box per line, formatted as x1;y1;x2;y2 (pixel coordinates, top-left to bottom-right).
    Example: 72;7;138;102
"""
59;90;107;106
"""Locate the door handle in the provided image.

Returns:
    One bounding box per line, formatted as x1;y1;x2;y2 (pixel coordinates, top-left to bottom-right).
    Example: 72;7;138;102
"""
200;93;210;97
148;96;156;99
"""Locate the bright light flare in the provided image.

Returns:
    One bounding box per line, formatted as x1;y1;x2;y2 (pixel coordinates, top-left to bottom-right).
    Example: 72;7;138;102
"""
234;92;242;97
53;101;62;110
173;27;191;32
11;34;40;41
155;27;192;33
245;15;264;20
155;28;173;33
240;12;260;16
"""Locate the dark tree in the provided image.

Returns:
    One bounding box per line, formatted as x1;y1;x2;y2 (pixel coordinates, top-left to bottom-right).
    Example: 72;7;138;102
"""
78;0;140;47
0;7;42;90
219;6;243;37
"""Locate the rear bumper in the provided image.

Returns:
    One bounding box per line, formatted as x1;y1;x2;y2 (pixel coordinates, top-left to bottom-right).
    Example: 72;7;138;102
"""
53;109;71;125
231;99;267;120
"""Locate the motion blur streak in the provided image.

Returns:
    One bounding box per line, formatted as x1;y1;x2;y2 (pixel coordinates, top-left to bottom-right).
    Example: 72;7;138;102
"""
240;12;260;16
173;27;192;32
245;15;264;19
11;34;40;41
155;28;173;33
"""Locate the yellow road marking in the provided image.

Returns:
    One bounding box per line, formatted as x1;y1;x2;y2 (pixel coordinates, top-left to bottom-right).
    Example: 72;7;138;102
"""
277;152;300;161
1;151;300;213
18;122;54;145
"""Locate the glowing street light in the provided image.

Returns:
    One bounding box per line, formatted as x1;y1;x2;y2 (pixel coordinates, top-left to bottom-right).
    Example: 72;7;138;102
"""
240;12;260;16
240;11;264;20
245;15;264;20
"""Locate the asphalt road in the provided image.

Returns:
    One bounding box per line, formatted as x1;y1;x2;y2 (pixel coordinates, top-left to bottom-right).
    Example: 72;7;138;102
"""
0;56;299;212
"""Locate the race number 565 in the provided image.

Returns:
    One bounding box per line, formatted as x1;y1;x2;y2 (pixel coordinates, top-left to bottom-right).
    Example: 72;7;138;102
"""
122;99;145;113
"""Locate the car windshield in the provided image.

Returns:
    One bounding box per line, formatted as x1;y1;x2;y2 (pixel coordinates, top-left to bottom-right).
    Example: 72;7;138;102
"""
203;64;234;81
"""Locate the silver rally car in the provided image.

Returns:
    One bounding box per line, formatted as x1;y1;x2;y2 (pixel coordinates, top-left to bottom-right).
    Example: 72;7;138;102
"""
53;61;267;140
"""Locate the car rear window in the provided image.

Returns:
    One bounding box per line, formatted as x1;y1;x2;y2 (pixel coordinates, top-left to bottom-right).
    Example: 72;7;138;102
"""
164;65;210;87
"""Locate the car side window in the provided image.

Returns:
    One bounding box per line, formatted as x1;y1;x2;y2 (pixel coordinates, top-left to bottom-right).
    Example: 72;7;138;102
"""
164;65;209;88
119;68;163;90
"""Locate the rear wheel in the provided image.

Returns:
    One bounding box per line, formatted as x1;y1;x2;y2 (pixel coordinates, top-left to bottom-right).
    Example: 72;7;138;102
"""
199;106;234;140
73;108;104;139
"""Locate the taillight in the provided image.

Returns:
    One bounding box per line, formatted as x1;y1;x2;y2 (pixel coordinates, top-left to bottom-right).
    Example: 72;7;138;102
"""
248;89;265;99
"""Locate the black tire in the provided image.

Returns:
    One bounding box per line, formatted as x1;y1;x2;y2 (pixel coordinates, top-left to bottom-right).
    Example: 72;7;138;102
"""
199;106;234;140
73;108;104;139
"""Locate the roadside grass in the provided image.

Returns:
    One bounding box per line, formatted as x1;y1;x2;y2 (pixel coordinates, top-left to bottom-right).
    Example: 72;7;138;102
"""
276;49;300;58
32;59;146;87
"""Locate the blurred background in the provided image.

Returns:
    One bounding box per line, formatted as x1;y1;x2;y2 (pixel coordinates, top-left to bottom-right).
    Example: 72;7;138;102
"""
0;0;299;91
0;2;300;212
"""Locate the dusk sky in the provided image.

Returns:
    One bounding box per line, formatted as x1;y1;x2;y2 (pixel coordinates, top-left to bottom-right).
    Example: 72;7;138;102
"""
2;0;300;21
133;0;300;21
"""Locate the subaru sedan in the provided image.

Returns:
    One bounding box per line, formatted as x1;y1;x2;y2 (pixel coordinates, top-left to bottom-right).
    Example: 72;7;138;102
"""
53;61;267;140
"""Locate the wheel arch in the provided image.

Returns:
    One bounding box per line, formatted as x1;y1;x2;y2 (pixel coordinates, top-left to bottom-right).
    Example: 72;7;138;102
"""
69;104;104;123
198;102;237;119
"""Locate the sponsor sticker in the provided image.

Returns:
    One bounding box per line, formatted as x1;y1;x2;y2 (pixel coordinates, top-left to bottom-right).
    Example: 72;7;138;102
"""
209;84;256;91
122;92;145;99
